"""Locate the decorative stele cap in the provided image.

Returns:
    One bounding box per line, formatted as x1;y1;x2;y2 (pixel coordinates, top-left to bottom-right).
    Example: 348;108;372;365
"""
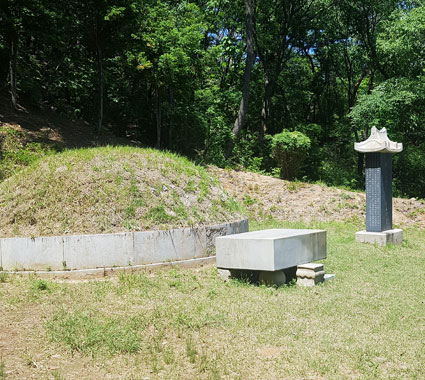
354;126;403;153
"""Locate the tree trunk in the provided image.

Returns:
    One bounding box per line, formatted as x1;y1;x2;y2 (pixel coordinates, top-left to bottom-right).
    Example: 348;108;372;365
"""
95;13;103;134
231;0;254;136
355;69;375;180
226;0;255;158
168;86;174;150
9;29;18;110
348;68;367;111
367;70;375;95
348;68;367;179
357;152;364;179
96;48;103;134
259;75;274;140
155;85;161;149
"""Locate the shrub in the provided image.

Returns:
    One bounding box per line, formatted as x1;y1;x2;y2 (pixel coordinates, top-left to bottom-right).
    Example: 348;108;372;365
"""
295;123;323;180
271;130;311;180
231;131;265;173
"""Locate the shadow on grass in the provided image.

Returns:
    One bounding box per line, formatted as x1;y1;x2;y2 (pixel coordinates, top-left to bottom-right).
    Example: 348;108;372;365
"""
227;267;298;288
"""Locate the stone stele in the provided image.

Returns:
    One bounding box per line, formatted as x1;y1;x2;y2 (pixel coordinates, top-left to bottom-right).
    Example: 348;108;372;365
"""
354;127;403;245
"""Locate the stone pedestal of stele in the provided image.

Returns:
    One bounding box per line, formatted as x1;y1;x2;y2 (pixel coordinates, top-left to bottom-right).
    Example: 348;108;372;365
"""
216;229;327;285
354;127;403;246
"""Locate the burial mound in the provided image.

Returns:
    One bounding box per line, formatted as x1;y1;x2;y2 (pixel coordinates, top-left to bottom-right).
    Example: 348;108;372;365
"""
0;146;244;237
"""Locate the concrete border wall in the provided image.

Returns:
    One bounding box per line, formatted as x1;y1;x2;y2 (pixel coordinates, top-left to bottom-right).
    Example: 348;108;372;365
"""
3;256;217;280
0;219;248;271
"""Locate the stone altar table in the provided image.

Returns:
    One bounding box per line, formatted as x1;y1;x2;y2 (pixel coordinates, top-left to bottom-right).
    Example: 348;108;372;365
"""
216;229;327;285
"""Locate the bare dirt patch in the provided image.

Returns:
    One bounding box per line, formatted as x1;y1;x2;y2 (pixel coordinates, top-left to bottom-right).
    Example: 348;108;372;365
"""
0;279;101;380
208;167;425;228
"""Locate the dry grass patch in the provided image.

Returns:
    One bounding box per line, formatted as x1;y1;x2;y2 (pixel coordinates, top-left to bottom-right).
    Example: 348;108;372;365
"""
210;166;425;228
0;146;244;237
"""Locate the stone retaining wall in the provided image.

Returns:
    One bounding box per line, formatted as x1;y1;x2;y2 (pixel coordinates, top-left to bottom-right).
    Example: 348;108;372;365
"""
0;219;248;271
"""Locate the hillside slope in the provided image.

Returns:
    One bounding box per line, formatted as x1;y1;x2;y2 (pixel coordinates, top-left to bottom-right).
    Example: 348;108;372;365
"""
209;167;425;228
1;95;424;235
0;92;139;181
0;92;136;148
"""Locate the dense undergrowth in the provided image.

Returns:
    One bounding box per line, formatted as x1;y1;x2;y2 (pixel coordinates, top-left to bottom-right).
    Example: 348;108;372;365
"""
0;125;59;181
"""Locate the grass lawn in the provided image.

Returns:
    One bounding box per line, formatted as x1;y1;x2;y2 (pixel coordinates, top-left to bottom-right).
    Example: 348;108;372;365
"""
1;219;424;379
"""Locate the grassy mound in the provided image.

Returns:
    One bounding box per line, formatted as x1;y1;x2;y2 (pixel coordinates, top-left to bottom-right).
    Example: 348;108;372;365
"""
0;146;244;237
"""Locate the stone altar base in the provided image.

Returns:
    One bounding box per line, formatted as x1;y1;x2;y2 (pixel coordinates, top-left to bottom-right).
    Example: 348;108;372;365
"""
355;229;403;246
259;270;286;286
218;265;334;287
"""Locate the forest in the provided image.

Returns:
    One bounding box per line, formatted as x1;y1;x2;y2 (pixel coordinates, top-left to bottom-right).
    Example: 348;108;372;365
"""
1;0;425;198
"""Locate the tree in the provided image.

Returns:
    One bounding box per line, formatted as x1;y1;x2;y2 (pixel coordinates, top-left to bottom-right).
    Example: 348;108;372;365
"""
351;4;425;197
131;1;205;149
227;0;255;157
0;0;23;109
253;0;320;139
271;130;311;179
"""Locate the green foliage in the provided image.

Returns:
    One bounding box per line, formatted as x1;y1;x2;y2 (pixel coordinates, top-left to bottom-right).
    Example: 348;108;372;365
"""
147;205;173;224
295;123;323;179
0;127;58;181
31;279;50;292
0;360;5;380
295;123;322;143
47;310;142;355
394;144;425;198
351;13;425;198
378;5;425;77
350;77;425;143
185;335;198;363
230;132;264;172
243;194;256;206
318;160;358;189
2;0;425;197
271;130;311;151
271;130;311;180
134;1;205;82
0;272;8;283
196;87;233;167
